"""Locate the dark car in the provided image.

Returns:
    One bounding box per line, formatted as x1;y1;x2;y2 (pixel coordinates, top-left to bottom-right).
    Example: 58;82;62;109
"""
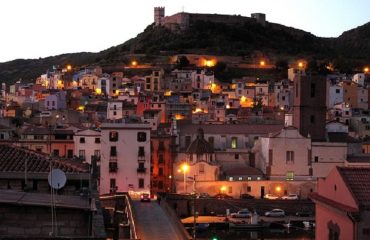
240;194;255;199
140;193;151;202
213;193;233;199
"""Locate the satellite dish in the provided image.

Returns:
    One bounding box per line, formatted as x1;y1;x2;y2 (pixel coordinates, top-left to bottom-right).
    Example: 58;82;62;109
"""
48;169;67;189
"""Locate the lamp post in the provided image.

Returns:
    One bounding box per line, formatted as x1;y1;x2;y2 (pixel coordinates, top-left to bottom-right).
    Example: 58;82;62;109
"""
178;163;189;194
188;175;197;240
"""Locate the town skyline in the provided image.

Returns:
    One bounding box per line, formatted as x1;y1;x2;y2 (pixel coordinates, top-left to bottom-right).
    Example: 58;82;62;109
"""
0;0;369;63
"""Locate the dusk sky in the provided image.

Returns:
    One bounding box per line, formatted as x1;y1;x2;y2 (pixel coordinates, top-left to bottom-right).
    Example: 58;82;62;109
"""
0;0;369;63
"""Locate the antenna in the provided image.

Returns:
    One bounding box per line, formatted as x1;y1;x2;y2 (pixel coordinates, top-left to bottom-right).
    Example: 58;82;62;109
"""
48;169;67;189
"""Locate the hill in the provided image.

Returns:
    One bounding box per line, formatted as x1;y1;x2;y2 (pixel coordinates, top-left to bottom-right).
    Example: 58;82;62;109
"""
0;14;369;84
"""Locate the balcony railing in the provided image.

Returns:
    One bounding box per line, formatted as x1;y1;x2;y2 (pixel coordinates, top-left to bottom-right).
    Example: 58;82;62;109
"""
137;167;146;173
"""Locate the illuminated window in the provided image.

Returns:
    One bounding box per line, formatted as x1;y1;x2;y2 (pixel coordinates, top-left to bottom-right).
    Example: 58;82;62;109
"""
231;137;237;149
286;171;294;180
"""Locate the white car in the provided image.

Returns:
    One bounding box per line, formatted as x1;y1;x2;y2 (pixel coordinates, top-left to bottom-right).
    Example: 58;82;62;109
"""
264;193;279;200
230;209;252;218
281;194;299;200
265;209;285;217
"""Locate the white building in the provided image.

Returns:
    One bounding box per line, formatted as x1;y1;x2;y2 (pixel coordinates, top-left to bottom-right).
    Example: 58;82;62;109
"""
352;73;365;86
100;120;151;196
327;83;343;108
191;69;214;90
74;129;101;164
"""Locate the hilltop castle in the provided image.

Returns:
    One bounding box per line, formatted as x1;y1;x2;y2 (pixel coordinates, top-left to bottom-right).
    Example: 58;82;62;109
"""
154;7;266;31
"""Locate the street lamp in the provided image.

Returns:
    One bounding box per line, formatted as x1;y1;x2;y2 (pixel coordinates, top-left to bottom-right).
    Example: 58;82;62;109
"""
178;163;189;193
364;67;369;74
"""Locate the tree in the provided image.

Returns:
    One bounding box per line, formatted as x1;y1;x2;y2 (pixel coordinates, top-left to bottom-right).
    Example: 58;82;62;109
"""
175;56;190;69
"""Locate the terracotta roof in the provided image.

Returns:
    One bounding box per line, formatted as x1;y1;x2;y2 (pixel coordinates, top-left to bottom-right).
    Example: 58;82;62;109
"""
0;144;89;173
186;128;214;154
179;123;283;135
337;167;370;208
224;167;263;176
310;192;358;213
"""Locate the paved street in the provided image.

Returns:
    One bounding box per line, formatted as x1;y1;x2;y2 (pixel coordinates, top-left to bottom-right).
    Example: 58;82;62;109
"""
132;201;187;240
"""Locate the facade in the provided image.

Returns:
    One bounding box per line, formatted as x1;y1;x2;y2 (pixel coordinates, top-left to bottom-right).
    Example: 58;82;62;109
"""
150;132;175;194
100;120;151;196
311;167;370;240
45;91;66;110
74;129;101;164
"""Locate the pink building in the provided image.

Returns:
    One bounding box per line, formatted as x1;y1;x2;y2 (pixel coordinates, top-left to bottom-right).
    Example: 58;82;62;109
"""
311;167;370;240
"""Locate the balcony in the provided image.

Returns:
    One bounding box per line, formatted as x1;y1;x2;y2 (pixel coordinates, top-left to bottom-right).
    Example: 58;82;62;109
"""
109;162;118;173
137;167;146;173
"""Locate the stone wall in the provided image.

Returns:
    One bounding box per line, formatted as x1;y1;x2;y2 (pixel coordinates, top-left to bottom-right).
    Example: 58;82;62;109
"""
0;204;91;238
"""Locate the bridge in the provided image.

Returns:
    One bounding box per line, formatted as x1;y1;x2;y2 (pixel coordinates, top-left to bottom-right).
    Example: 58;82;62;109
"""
99;193;191;240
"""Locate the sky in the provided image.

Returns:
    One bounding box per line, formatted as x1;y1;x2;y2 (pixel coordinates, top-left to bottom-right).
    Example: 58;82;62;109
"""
0;0;369;63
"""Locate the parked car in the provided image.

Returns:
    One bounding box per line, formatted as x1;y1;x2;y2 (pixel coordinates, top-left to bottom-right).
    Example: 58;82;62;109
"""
282;194;299;200
265;209;285;217
230;209;252;218
140;193;151;202
213;193;233;199
264;193;279;200
240;193;255;199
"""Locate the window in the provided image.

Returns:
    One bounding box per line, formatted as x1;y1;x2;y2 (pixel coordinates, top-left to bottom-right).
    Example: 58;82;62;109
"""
137;132;147;142
228;186;232;194
199;164;205;174
67;149;73;158
310;115;315;124
138;178;144;188
158;181;164;189
158;168;163;176
231;137;237;149
113;105;117;110
109;131;118;142
113;111;117;116
229;177;233;181
238;177;242;181
110;179;116;189
110;146;117;157
310;83;316;98
286;171;294;180
314;156;319;162
235;154;239;159
79;137;85;143
286;151;294;164
138;146;145;157
247;186;251;192
336;89;340;94
94;149;100;157
95;138;100;143
158;141;165;151
53;149;59;157
139;162;145;169
247;177;252;180
158;154;164;164
79;150;85;158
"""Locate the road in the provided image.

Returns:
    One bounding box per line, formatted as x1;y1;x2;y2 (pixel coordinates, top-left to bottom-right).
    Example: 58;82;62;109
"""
132;200;187;240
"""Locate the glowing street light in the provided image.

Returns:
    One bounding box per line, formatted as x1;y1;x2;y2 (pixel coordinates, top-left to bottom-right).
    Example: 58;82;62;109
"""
275;186;282;192
220;185;227;193
179;163;189;193
364;67;369;73
298;62;304;68
131;60;138;67
260;60;265;67
66;65;72;71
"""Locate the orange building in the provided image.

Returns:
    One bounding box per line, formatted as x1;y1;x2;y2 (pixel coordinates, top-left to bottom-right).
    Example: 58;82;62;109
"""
150;132;176;194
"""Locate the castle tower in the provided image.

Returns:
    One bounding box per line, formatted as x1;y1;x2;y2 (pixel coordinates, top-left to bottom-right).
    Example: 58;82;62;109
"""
293;74;327;141
154;7;165;26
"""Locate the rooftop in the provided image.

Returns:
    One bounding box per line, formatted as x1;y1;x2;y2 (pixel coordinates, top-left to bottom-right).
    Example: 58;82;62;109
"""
0;144;89;173
178;123;283;135
338;167;370;208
